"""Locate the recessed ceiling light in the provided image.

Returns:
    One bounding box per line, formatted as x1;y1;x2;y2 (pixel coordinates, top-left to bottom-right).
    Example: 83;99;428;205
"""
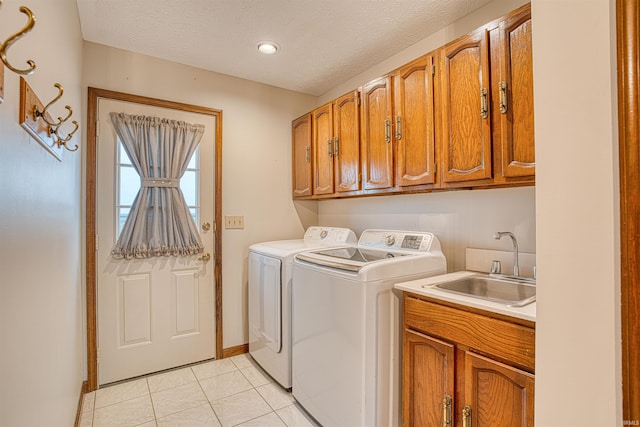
257;41;279;55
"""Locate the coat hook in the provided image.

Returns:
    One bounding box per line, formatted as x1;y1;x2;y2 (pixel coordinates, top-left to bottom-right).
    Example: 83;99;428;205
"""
53;120;79;152
0;4;36;75
33;83;71;128
29;81;80;153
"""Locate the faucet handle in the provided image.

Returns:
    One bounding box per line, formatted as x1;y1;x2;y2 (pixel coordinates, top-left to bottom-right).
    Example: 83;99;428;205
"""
490;260;501;274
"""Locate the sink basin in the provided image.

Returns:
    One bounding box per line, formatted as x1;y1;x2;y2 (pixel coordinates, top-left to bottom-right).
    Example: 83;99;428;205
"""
428;275;536;307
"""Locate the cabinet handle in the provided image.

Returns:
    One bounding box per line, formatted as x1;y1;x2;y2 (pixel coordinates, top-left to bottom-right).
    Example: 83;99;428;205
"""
327;139;333;157
334;137;339;156
480;88;489;119
499;81;508;114
462;405;472;427
306;146;310;163
442;395;452;427
385;119;391;143
396;116;402;140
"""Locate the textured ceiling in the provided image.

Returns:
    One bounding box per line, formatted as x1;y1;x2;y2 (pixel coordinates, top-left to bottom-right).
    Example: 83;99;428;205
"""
76;0;493;96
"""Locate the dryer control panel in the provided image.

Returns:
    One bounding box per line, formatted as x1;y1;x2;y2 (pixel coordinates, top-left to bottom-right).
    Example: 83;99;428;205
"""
304;227;357;245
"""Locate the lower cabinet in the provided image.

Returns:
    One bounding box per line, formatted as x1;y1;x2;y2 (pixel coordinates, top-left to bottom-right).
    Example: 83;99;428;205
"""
402;293;535;427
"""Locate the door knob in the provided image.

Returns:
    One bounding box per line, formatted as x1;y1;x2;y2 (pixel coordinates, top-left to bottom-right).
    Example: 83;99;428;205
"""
199;252;211;262
202;222;211;231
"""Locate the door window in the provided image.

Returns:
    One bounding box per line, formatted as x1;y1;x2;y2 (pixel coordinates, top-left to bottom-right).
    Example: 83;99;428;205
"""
115;140;200;236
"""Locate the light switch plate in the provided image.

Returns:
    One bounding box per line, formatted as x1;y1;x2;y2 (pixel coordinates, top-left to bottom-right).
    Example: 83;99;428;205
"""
225;215;244;229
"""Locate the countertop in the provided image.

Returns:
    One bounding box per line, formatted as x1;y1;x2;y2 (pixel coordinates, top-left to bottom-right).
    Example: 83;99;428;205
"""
394;271;536;323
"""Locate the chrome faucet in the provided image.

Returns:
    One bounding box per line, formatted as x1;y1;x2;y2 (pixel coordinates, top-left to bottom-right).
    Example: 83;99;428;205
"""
494;231;519;277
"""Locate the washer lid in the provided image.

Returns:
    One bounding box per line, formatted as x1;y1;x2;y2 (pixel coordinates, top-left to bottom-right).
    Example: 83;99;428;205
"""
295;247;416;272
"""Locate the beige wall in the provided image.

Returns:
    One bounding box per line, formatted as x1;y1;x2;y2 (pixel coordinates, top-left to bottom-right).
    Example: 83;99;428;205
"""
0;0;84;425
318;187;536;273
532;0;621;425
81;43;318;352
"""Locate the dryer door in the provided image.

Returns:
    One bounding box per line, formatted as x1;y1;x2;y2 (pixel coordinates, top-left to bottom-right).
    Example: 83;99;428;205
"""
248;252;282;352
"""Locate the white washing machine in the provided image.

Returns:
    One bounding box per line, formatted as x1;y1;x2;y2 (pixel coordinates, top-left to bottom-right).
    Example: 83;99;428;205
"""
248;227;357;389
292;229;447;427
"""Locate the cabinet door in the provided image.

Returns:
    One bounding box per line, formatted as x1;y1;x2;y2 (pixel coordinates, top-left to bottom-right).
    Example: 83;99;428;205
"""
494;4;535;178
292;114;312;197
402;329;455;427
394;53;437;187
440;29;492;184
361;76;394;190
333;90;361;192
312;103;335;195
463;351;535;427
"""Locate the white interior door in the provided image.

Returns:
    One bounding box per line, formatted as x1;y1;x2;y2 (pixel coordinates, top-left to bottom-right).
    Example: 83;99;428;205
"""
96;98;216;385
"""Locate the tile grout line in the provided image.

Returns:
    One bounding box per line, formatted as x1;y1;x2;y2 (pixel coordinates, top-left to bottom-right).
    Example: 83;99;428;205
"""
145;377;158;426
192;365;225;426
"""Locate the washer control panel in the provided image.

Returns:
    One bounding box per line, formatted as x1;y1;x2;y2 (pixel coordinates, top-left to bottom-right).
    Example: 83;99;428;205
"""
358;229;435;252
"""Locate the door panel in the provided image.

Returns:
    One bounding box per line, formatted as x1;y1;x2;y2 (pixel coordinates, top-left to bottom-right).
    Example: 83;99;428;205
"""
333;90;361;192
402;329;455;427
119;274;151;345
174;270;200;335
97;98;216;385
292;114;313;197
440;30;492;184
248;252;282;353
313;103;335;195
464;351;535;427
394;54;437;187
499;6;535;177
361;76;393;189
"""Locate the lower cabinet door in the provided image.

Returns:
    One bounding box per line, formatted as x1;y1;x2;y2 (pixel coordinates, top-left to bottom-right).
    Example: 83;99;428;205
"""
464;350;535;427
402;329;455;427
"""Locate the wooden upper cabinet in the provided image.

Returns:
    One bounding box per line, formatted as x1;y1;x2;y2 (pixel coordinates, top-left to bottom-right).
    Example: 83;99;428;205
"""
292;113;312;197
312;103;335;195
439;29;493;185
402;329;455;427
492;3;535;179
291;4;534;200
333;90;361;192
361;76;394;190
464;351;535;427
393;53;438;187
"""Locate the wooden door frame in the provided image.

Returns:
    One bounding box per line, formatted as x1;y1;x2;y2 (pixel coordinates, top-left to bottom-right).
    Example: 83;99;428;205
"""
85;88;223;391
617;0;640;421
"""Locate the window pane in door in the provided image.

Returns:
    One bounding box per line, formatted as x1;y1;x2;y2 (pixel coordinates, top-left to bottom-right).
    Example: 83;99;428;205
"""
118;207;130;235
119;166;140;206
119;142;132;165
190;208;198;225
181;170;197;206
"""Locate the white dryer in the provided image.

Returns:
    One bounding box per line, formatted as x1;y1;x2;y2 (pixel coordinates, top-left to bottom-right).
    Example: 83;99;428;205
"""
292;229;447;427
248;227;357;389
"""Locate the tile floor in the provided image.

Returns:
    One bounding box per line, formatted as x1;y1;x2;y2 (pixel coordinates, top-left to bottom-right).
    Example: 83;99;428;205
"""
78;354;318;427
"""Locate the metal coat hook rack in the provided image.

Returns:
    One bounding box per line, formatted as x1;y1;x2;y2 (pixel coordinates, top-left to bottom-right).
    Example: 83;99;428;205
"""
33;83;79;151
0;2;37;75
19;78;80;160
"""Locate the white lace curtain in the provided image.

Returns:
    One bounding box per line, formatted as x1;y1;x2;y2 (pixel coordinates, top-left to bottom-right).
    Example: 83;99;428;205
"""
110;112;205;259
